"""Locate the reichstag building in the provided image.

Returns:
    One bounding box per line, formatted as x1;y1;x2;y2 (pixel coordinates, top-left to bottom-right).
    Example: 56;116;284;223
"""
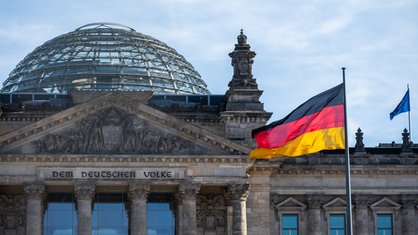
0;22;417;235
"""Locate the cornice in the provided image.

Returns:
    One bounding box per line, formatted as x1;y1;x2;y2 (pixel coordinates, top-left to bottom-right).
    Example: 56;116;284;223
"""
269;165;418;175
0;154;252;164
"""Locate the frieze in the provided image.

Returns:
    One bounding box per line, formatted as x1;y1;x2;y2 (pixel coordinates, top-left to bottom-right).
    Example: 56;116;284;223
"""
37;167;185;180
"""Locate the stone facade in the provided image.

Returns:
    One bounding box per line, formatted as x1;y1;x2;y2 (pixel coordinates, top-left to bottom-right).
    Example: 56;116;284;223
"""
0;30;417;235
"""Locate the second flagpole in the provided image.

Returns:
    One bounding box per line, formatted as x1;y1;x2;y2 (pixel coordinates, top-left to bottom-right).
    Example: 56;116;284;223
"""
342;67;353;235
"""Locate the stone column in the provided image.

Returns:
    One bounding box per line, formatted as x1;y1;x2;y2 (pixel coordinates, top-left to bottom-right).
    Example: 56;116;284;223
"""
128;181;151;235
178;181;201;235
353;194;369;235
227;183;250;235
400;194;416;235
74;181;95;235
306;194;322;235
23;182;45;235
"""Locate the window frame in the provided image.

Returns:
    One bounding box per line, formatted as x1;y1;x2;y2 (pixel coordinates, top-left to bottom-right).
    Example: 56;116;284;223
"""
370;197;400;235
275;197;307;235
328;214;346;235
323;198;347;235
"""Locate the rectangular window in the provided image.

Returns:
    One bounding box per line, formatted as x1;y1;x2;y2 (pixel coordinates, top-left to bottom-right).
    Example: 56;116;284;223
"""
147;193;176;235
329;214;345;235
92;193;129;235
377;214;393;235
282;214;298;235
44;193;77;235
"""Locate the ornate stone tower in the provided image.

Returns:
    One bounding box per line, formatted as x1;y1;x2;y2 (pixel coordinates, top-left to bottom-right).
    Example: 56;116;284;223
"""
221;30;272;147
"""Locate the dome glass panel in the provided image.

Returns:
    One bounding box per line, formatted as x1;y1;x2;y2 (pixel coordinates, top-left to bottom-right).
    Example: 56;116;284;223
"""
1;23;210;95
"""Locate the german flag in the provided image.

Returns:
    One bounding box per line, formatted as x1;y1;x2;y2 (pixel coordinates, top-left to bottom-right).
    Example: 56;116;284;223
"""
250;83;345;159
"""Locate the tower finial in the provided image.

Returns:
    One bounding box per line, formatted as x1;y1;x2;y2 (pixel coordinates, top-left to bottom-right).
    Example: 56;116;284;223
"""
237;29;247;45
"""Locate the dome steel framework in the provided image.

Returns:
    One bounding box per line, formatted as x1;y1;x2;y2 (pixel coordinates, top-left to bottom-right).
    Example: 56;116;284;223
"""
1;22;210;95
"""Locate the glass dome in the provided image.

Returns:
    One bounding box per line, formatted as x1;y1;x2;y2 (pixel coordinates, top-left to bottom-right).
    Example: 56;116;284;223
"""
1;22;210;95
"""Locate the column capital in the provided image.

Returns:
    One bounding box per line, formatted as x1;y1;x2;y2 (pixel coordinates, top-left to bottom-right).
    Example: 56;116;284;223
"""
353;194;369;209
227;183;250;201
400;194;417;209
23;182;45;200
306;194;322;209
178;181;201;200
128;181;151;200
74;181;95;200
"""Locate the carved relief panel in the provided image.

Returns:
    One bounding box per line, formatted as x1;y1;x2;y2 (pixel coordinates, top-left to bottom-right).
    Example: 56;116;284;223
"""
197;194;227;235
33;107;212;154
0;194;26;235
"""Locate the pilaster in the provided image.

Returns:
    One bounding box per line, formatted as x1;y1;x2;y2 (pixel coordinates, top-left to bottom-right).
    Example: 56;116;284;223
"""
400;194;416;235
306;194;322;235
353;194;370;235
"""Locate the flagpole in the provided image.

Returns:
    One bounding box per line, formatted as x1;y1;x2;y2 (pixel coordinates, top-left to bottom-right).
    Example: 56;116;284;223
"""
407;84;411;141
342;67;353;235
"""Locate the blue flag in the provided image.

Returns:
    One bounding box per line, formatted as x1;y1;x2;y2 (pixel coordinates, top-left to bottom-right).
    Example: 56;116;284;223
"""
390;88;410;120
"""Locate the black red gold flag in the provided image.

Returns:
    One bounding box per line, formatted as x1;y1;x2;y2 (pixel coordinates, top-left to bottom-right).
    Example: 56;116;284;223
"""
250;83;345;159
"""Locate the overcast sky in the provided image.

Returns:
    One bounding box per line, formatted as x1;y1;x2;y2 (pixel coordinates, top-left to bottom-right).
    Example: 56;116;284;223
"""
1;0;417;147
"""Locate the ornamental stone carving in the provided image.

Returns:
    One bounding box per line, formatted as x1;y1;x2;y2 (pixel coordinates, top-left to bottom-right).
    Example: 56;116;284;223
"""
400;194;417;209
0;194;26;233
228;30;258;90
178;182;201;200
227;183;250;201
306;194;322;209
74;181;95;201
33;107;207;154
23;183;45;200
128;181;151;201
197;194;227;233
353;194;369;209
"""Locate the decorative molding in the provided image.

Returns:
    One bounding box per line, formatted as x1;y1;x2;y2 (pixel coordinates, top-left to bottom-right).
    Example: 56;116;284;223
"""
0;154;251;164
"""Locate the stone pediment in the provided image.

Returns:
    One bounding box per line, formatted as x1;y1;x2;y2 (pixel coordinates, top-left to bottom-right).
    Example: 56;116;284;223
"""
275;197;307;210
323;198;346;211
0;92;250;155
370;197;401;210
